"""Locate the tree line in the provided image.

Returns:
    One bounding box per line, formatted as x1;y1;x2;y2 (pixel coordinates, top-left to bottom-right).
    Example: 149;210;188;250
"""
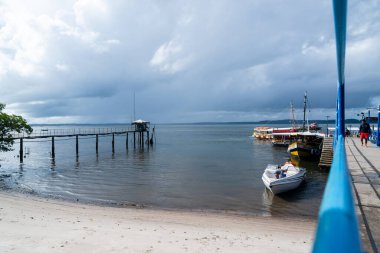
0;103;32;152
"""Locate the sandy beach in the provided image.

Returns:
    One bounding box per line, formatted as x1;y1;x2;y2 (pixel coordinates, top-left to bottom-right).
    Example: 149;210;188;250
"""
0;191;316;253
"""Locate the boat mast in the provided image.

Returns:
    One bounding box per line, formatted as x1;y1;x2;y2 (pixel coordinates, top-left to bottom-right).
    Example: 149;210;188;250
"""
303;91;307;131
290;101;297;130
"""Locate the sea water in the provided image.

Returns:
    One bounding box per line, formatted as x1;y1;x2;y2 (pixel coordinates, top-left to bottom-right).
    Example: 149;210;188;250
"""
0;124;328;218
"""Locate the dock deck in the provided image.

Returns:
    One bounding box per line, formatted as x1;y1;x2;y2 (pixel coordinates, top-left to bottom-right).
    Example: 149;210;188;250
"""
12;127;152;163
346;137;380;253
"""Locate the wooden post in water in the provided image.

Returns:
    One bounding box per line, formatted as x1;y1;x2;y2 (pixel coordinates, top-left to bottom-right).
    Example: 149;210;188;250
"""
133;132;136;148
76;135;79;156
126;132;128;150
112;133;115;153
20;138;24;163
96;134;99;154
146;131;149;144
141;132;144;147
51;137;55;158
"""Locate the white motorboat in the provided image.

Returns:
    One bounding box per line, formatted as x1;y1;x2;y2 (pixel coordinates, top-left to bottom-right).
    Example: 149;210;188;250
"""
262;163;306;194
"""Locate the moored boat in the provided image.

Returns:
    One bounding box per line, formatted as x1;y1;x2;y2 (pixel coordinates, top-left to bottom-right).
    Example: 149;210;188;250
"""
287;92;325;160
271;127;299;146
262;163;306;194
287;132;325;160
271;101;301;146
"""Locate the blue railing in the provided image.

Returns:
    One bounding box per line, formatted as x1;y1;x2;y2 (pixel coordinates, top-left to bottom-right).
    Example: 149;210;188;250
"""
312;0;362;252
312;136;361;252
378;111;380;146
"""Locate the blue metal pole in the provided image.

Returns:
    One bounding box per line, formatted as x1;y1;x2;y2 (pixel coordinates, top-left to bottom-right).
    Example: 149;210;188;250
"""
313;136;361;253
336;83;345;138
312;0;362;251
333;0;347;143
377;108;380;146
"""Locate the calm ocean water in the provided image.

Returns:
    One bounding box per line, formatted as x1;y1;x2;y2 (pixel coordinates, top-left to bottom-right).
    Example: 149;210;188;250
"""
0;124;328;218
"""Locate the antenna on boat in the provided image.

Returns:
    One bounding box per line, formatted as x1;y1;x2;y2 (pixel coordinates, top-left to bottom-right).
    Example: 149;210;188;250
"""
303;91;307;131
290;101;297;130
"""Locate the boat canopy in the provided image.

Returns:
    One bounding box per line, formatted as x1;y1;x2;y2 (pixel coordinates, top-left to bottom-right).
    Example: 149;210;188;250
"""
253;127;273;132
287;132;326;137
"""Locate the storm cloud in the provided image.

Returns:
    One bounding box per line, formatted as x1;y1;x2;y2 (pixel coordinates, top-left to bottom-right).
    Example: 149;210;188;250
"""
0;0;379;123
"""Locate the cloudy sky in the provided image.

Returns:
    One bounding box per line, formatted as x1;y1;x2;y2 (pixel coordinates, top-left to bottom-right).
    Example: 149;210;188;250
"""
0;0;379;124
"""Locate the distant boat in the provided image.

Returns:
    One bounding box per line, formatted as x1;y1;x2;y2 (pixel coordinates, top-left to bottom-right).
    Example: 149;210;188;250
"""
272;102;301;146
262;163;306;194
252;126;273;140
309;122;321;131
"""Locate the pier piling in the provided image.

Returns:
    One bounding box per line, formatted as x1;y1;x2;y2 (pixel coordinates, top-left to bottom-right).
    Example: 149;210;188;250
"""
112;133;115;153
51;137;55;158
11;126;152;163
76;135;79;156
19;138;23;163
96;134;99;154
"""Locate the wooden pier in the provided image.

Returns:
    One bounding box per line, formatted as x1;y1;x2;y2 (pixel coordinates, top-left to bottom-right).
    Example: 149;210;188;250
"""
12;126;153;163
346;137;380;253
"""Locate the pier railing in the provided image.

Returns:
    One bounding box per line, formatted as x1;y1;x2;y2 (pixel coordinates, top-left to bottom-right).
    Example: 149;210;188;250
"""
312;136;361;252
313;0;361;252
11;127;135;139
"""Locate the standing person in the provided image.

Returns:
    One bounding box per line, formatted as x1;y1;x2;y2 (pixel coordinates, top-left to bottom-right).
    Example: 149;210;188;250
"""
345;127;351;137
359;119;371;147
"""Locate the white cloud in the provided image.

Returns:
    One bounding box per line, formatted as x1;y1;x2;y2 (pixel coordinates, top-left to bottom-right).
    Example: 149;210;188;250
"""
0;5;47;77
150;39;192;74
73;0;109;29
55;63;69;72
105;39;120;45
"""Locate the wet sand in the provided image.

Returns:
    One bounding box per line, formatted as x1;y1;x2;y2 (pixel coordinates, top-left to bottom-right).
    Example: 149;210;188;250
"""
0;191;315;252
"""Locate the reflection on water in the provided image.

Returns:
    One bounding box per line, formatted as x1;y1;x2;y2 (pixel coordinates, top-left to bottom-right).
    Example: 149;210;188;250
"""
0;124;328;218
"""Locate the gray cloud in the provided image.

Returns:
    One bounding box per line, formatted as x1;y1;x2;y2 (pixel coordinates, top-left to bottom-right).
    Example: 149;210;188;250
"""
0;0;379;123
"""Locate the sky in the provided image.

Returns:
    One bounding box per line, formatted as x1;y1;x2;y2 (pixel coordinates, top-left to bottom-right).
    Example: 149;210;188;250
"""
0;0;379;124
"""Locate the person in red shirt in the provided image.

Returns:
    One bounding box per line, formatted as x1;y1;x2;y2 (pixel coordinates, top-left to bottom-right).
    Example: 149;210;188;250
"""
359;119;371;147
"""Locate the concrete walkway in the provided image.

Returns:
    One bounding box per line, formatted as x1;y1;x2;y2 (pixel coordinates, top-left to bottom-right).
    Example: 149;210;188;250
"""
346;137;380;253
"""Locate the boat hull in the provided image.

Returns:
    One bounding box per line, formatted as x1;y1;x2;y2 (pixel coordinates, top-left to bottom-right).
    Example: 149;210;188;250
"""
262;165;306;194
287;142;321;160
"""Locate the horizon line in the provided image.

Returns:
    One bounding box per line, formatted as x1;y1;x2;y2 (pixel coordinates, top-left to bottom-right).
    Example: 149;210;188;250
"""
29;118;362;126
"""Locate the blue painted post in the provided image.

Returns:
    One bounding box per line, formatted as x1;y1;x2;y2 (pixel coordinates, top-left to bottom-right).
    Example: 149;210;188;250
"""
333;0;347;142
377;106;380;146
313;137;361;253
313;0;362;251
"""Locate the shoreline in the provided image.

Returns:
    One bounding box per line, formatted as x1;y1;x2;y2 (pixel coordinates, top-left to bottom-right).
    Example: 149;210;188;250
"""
0;187;319;220
0;191;316;252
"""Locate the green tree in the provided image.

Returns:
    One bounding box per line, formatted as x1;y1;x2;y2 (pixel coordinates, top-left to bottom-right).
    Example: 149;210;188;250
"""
0;103;33;152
